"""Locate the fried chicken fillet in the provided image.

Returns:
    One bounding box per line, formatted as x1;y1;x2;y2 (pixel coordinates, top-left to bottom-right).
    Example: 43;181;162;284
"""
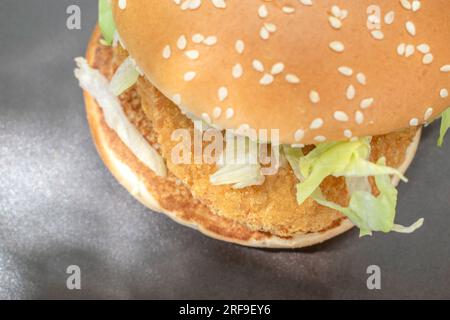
108;46;419;238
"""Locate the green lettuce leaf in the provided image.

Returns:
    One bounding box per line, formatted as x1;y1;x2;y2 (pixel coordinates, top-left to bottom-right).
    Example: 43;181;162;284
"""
99;0;116;45
109;57;139;96
282;146;304;182
312;158;423;237
296;138;406;204
438;108;450;147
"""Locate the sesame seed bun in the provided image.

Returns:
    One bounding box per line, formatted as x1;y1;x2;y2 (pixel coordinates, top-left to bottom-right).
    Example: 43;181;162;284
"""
113;0;449;145
82;28;421;248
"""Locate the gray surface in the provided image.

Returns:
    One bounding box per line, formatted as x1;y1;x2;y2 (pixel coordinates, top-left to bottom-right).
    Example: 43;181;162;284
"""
0;0;449;300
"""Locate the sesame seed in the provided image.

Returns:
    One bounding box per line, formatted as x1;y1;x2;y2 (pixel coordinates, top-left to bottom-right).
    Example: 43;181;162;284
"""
409;118;419;126
264;23;277;33
412;0;421;11
405;21;416;37
309;91;320;104
346;85;356;100
184;71;196;82
258;4;268;18
252;60;264;72
423;53;434;65
300;0;313;6
282;6;295;14
344;130;353;138
118;0;127;10
329;16;342;29
213;107;222;119
211;0;226;9
218;87;228;101
314;136;327;142
384;11;395;25
310;118;324;129
405;44;415;57
360;98;374;109
371;30;384;40
260;27;270;40
440;65;450;73
203;36;218;46
181;0;201;10
397;43;406;56
232;63;243;79
260;73;274;85
185;50;200;60
440;88;449;98
417;44;430;54
285;74;300;84
271;63;285;75
400;0;412;10
294;129;305;141
192;34;205;43
339;9;348;20
235;40;245;54
177;35;187;50
329;41;345;53
356;73;367;85
331;6;341;18
338;66;353;76
162;45;171;59
225;108;234;119
355;111;364;124
334;111;349;122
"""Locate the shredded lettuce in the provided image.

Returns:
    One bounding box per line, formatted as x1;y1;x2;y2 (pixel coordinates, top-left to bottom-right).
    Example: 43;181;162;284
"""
210;164;265;189
99;0;116;45
296;137;407;204
74;58;167;177
284;142;423;236
109;57;140;96
312;159;423;237
438;108;450;147
283;146;304;182
210;137;265;189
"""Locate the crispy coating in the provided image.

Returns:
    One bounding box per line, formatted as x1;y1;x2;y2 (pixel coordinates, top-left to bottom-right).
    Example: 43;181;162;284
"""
135;78;417;237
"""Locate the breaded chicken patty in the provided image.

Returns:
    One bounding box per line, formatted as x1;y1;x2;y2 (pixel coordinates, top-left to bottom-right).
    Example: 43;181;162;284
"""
134;76;417;237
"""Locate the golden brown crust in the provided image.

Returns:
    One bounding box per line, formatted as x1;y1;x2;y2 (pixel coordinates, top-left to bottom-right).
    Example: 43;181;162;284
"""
113;0;450;145
82;27;420;248
141;81;345;236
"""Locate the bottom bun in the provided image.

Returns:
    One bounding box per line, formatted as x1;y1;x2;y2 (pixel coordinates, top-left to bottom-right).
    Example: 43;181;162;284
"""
82;28;421;248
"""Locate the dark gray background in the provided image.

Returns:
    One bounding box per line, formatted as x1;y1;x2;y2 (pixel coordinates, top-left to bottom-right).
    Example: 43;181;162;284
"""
0;0;449;300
